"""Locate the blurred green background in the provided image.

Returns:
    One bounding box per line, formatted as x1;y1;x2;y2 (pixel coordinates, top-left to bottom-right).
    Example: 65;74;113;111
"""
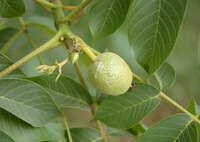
0;0;200;141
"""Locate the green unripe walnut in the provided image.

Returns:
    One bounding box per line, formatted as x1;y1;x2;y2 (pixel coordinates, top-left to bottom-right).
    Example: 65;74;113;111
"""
89;52;133;96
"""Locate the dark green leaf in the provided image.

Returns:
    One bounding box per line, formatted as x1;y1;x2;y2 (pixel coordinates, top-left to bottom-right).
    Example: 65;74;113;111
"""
0;53;26;78
128;0;188;74
137;113;198;142
0;28;19;49
89;0;131;40
27;16;56;36
28;75;93;111
0;0;25;18
0;131;14;142
70;128;103;142
94;83;160;128
0;109;65;142
187;97;200;116
154;62;176;91
0;78;61;127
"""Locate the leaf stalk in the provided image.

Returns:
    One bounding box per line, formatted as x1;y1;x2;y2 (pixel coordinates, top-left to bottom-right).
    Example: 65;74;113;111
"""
34;0;57;9
63;0;93;25
131;72;200;125
0;31;62;78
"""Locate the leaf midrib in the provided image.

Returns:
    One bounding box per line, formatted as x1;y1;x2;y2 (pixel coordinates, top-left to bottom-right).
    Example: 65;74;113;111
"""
2;0;18;15
96;95;158;119
149;0;162;70
97;0;116;36
45;87;89;106
173;120;193;142
0;95;55;115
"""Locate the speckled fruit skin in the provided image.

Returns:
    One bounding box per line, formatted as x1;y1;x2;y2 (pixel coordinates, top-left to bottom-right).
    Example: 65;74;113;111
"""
89;52;133;96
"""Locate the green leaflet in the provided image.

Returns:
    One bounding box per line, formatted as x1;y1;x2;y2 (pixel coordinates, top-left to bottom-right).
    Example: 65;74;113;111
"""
0;109;65;142
89;0;131;40
0;0;25;18
153;62;176;91
70;128;103;142
0;78;61;127
128;0;188;75
0;53;26;79
28;74;93;111
0;28;19;50
0;131;14;142
94;83;160;128
137;113;198;142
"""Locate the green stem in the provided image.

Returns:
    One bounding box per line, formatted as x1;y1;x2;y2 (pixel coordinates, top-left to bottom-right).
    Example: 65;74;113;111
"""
159;92;200;125
60;110;72;142
33;0;52;13
0;31;62;78
131;72;200;125
73;61;88;89
96;120;108;142
34;0;57;9
74;36;98;62
132;72;146;83
64;119;73;142
0;29;24;54
88;47;100;55
18;17;26;26
63;115;73;142
62;6;77;11
80;46;97;62
63;0;93;25
91;103;108;142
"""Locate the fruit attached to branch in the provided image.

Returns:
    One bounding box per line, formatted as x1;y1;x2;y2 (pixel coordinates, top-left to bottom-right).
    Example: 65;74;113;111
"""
89;52;133;96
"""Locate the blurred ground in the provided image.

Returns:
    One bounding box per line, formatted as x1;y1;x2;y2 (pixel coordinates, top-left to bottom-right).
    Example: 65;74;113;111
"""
1;0;200;141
